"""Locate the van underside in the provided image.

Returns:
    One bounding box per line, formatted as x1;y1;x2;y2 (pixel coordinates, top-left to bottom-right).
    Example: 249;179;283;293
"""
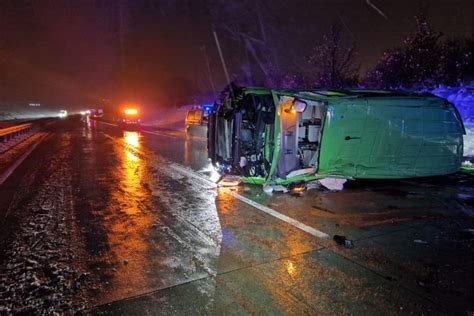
210;87;275;178
209;87;328;183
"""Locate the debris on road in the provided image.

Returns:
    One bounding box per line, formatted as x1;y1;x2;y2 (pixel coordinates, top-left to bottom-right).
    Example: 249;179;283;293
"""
333;235;354;248
306;180;321;190
217;175;242;187
0;134;89;314
319;178;347;191
414;239;429;244
263;184;288;194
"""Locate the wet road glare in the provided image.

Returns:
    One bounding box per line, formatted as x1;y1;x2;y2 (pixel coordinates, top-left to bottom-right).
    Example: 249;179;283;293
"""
0;116;473;314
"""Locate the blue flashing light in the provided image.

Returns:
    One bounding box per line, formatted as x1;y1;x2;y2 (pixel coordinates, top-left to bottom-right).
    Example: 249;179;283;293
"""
200;104;214;112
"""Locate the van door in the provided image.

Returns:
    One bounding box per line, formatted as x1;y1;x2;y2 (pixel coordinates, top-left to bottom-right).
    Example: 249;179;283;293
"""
318;100;366;176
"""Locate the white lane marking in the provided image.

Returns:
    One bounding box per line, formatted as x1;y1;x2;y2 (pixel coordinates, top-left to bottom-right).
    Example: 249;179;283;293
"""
169;163;329;239
228;191;329;239
169;163;217;188
142;130;182;139
0;134;48;186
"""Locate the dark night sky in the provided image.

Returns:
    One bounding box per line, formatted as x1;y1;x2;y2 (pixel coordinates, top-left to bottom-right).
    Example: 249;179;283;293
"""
0;0;472;110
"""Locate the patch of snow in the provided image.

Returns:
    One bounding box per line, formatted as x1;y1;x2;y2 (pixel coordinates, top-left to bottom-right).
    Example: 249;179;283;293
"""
0;138;89;313
0;127;39;154
429;83;474;157
464;124;474;157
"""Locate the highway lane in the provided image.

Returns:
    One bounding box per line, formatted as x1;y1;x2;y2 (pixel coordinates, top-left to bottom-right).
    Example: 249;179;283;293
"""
0;115;473;314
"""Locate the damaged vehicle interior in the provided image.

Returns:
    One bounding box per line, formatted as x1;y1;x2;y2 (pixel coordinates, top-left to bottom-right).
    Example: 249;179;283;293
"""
208;86;330;184
276;95;328;179
208;86;276;179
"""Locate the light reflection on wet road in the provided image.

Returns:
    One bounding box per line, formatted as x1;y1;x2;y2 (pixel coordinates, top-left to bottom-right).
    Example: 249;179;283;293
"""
80;124;224;305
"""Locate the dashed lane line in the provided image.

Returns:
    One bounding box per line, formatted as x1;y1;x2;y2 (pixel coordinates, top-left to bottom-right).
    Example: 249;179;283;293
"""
169;163;329;239
169;163;217;188
142;130;182;139
228;191;329;239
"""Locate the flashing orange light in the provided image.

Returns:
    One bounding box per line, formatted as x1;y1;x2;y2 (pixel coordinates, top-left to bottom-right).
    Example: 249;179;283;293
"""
124;108;138;115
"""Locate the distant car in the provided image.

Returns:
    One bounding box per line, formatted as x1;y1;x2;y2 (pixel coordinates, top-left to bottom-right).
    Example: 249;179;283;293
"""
119;108;141;129
185;109;207;129
59;110;68;118
90;109;104;118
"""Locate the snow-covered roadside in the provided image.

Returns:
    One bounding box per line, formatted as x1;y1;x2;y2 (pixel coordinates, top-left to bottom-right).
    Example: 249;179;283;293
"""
429;84;473;157
464;124;474;158
0;127;39;154
0;134;89;314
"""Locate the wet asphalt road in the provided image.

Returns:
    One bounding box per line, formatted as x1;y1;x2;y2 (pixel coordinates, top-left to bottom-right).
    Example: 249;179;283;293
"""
1;116;473;314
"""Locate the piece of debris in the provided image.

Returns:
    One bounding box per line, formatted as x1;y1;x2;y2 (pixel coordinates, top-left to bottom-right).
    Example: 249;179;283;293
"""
312;206;335;214
306;181;321;190
333;235;354;248
262;185;289;194
414;239;428;244
319;178;346;191
218;175;242;187
462;160;472;167
123;259;129;265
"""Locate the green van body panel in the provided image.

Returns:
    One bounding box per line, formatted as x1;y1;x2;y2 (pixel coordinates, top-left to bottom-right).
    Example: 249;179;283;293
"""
317;97;464;179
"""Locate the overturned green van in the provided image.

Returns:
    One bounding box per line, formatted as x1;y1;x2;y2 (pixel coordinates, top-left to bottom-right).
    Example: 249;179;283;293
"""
207;86;466;186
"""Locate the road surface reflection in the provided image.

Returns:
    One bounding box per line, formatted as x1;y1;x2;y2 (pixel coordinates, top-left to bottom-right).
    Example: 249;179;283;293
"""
101;130;156;300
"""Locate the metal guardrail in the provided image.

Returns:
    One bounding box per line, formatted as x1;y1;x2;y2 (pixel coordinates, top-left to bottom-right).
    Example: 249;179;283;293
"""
0;123;33;142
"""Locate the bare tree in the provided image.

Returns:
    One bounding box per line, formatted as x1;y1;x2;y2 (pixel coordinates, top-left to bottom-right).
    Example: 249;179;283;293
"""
306;24;359;89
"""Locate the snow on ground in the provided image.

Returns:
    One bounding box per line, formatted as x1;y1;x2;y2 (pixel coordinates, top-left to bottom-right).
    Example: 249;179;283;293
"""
0;134;89;314
430;83;474;157
431;84;474;123
464;124;474;158
0;127;39;154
